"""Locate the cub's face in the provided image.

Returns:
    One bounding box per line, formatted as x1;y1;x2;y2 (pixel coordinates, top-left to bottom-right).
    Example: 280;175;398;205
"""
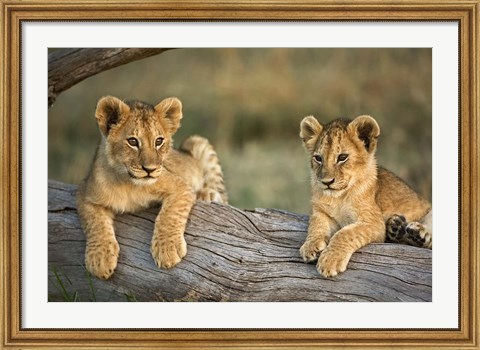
300;115;380;196
95;96;182;185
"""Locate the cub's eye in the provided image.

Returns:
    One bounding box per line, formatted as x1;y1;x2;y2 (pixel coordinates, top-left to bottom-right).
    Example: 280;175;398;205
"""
313;155;323;164
155;137;164;147
337;153;349;163
127;137;139;147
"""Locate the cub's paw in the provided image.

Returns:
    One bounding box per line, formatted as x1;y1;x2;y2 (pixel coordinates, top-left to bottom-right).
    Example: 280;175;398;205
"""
386;214;407;243
405;222;432;249
300;237;328;262
85;237;120;280
151;235;187;269
317;247;352;278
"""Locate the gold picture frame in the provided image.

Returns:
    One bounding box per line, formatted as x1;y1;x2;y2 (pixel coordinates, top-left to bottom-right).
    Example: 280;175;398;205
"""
1;0;479;348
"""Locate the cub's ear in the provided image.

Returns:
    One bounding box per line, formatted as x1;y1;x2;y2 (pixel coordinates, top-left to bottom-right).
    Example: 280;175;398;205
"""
348;115;380;153
155;97;183;134
95;96;130;136
300;116;323;153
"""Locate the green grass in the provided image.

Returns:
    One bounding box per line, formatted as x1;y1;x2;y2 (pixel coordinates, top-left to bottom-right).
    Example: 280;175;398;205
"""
49;265;137;302
49;266;79;302
124;292;138;302
85;268;97;302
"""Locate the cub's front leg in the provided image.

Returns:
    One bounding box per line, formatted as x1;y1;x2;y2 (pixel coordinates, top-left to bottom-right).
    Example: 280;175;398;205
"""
76;199;120;280
151;190;196;269
300;211;337;262
318;219;385;277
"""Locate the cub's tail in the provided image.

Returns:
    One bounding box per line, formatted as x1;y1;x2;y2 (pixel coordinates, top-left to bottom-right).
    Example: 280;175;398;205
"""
180;135;228;204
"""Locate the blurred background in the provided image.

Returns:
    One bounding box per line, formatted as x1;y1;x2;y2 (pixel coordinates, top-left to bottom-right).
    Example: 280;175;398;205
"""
48;48;432;214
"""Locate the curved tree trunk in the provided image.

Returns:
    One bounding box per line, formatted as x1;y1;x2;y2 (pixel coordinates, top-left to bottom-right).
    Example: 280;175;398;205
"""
48;48;172;107
48;180;432;302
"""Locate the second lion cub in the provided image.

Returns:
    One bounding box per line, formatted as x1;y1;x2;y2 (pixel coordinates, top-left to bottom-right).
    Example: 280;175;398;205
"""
299;115;432;277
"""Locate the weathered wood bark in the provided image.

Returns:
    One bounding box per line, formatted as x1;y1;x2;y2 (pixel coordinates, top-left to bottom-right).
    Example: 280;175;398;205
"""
48;180;432;302
48;48;171;107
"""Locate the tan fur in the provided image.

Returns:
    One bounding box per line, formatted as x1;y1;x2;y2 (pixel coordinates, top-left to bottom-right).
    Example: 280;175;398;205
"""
76;96;227;279
299;115;432;277
180;135;228;203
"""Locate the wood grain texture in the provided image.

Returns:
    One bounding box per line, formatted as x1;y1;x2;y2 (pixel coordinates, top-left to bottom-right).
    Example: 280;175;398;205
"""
48;180;432;302
48;48;171;107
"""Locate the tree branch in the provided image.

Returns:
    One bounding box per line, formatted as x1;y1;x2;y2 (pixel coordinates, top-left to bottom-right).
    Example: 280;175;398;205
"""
48;48;172;107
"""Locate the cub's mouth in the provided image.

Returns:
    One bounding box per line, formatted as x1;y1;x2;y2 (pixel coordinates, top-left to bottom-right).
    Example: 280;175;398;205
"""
319;181;348;193
126;167;162;183
127;173;159;186
129;173;157;180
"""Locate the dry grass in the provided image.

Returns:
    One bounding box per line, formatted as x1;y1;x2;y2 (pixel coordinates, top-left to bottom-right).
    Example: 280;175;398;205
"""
48;48;431;214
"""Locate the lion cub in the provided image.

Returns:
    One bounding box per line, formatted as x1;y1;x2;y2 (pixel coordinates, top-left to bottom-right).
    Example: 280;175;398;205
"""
77;96;228;279
299;115;432;277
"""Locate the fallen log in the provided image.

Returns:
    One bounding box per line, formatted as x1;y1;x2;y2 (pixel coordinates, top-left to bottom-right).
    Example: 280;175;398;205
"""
48;180;432;302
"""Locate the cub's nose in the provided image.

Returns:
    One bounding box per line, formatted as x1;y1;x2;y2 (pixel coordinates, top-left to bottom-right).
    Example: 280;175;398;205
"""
142;165;157;174
321;178;335;187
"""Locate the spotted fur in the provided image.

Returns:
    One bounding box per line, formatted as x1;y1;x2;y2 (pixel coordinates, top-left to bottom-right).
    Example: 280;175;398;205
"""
77;96;228;280
299;115;432;277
